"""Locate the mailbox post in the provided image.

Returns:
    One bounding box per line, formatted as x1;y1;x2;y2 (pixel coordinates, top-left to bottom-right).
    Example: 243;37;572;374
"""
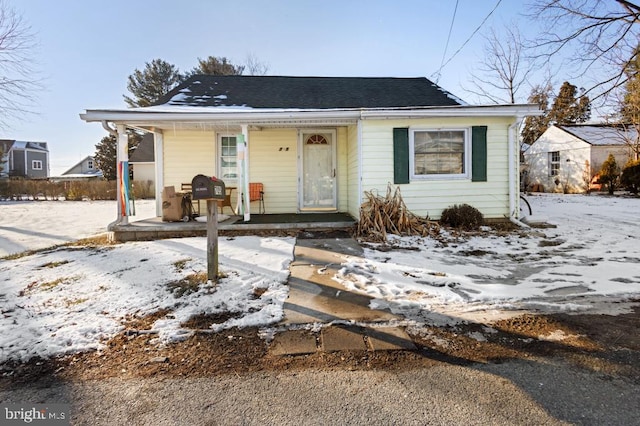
191;175;227;282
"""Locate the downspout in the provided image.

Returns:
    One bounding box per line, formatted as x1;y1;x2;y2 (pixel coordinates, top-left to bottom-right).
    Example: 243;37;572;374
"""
357;118;363;214
508;117;529;228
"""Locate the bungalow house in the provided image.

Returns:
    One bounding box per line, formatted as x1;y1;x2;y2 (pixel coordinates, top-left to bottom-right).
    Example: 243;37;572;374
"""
57;155;103;180
80;75;541;225
0;139;49;179
524;124;633;193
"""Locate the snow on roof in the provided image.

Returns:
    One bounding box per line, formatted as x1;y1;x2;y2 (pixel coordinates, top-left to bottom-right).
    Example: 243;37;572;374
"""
559;124;636;146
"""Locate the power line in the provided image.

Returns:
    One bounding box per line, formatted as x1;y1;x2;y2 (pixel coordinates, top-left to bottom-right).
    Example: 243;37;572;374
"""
435;0;459;84
431;0;502;82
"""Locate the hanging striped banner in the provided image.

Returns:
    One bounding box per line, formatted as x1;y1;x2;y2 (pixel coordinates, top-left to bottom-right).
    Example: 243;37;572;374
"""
119;161;130;216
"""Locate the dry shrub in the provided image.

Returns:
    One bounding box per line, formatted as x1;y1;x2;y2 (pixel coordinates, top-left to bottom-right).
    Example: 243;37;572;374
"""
357;184;439;242
440;204;484;230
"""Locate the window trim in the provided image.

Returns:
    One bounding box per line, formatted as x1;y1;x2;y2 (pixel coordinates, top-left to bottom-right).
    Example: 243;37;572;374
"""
409;127;471;180
32;159;43;170
217;134;238;184
549;151;560;176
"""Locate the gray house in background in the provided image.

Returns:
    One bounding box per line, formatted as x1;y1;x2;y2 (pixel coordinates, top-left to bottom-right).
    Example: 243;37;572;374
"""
59;155;103;179
129;133;155;184
0;139;50;179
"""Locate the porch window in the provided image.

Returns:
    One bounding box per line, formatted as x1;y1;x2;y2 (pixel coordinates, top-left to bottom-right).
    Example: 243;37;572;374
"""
32;160;43;170
218;135;237;182
410;129;469;179
549;151;560;176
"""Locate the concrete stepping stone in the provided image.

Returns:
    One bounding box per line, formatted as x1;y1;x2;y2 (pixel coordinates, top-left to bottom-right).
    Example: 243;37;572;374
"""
364;327;416;351
321;325;368;352
269;330;318;356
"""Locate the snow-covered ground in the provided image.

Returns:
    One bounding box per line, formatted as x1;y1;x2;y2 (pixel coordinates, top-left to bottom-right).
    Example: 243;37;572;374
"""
1;194;639;362
336;194;640;323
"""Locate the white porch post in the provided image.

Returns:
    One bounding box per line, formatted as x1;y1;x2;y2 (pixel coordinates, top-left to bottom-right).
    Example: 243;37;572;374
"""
242;124;250;222
116;124;129;224
153;131;164;218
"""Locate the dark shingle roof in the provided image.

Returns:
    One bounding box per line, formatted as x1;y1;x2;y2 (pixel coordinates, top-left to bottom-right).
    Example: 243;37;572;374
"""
558;124;635;146
129;133;154;162
154;75;462;109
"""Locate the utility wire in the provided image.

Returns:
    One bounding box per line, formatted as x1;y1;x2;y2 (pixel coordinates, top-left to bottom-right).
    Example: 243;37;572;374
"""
431;0;502;82
435;0;459;84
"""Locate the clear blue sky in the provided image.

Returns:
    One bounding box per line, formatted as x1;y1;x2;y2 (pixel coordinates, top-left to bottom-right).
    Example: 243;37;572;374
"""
11;0;538;175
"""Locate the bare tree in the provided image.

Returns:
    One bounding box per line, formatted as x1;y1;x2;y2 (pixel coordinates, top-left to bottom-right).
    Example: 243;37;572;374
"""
0;1;40;129
465;25;533;104
530;0;640;101
244;53;269;76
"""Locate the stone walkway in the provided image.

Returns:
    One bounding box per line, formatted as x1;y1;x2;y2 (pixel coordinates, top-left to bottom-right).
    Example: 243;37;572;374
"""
270;234;415;355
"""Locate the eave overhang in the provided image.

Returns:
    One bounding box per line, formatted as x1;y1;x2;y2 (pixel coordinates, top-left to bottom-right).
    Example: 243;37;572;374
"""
80;104;543;130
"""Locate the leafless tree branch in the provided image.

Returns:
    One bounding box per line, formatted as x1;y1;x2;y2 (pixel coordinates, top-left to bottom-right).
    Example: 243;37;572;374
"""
0;1;41;129
528;0;640;101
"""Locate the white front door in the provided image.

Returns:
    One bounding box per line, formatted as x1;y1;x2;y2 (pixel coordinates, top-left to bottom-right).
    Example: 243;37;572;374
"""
299;130;337;211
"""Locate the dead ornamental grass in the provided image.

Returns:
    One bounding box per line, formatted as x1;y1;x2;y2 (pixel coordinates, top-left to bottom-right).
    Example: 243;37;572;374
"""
357;184;440;243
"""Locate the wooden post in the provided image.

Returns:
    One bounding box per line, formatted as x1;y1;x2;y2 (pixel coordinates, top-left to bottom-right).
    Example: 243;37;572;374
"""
206;199;219;282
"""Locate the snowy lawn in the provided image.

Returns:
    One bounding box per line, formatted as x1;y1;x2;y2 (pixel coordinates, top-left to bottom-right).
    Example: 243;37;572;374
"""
336;193;640;322
1;194;639;363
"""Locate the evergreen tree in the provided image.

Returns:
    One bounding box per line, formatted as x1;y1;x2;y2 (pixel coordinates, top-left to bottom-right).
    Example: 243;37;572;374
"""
618;46;640;161
94;131;142;181
548;81;591;125
123;59;182;107
621;159;640;193
521;83;553;146
600;153;621;195
184;56;244;79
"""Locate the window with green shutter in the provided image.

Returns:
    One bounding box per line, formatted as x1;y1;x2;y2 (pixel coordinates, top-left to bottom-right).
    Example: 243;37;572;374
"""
393;128;409;184
395;125;488;182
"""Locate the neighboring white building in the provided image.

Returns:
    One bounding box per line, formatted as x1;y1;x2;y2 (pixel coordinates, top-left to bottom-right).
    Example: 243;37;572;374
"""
58;155;103;180
524;124;633;193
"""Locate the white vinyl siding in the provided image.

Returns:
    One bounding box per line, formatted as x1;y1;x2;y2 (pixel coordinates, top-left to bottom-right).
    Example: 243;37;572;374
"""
336;127;348;212
346;124;360;218
248;129;298;213
163;130;216;190
361;117;512;219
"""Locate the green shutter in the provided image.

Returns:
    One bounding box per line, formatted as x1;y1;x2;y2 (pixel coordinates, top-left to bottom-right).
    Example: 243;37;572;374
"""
471;126;487;182
393;128;409;184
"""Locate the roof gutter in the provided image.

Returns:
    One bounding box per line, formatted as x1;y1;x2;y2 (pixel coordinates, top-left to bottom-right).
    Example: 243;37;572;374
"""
80;104;544;124
102;120;117;136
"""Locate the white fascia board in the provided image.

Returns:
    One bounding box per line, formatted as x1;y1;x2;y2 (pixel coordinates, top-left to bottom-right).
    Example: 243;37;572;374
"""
360;104;543;119
80;108;362;124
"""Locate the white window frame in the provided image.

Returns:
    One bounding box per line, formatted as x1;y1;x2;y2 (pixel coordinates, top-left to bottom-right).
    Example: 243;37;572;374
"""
409;127;471;180
32;159;43;170
549;151;560;176
217;134;238;184
87;160;94;169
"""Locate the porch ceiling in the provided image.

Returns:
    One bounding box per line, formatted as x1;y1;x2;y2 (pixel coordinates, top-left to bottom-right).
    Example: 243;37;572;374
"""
117;118;359;133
